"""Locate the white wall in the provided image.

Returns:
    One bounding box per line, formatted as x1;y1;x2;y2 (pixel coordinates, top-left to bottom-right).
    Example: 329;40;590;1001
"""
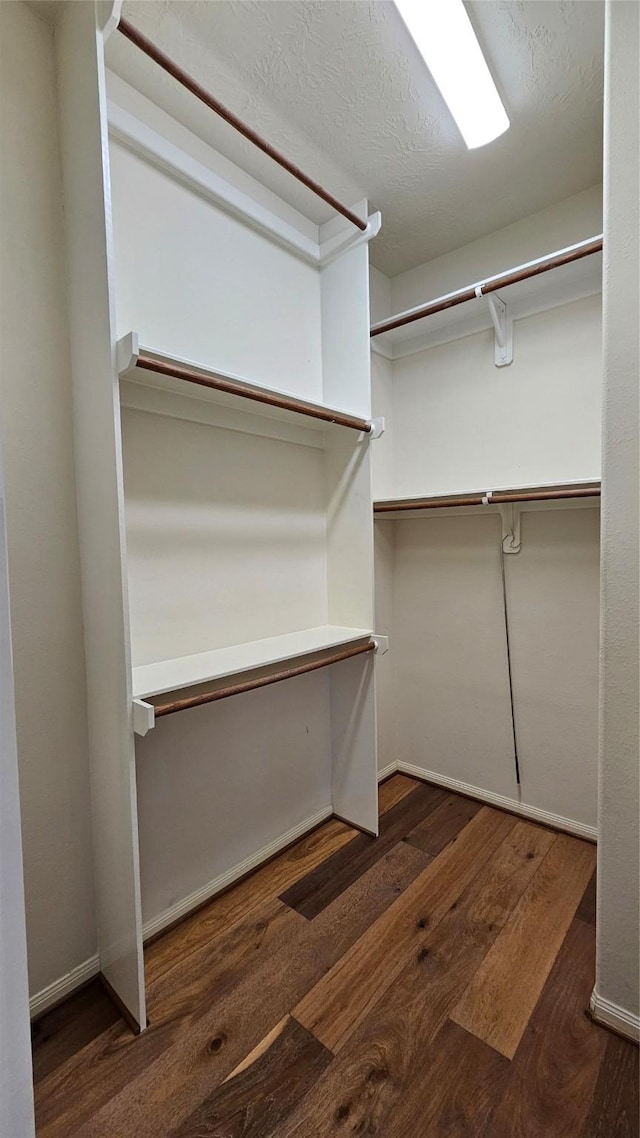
136;670;332;927
390;294;602;498
0;441;34;1136
390;185;602;315
0;1;96;1000
595;0;639;1035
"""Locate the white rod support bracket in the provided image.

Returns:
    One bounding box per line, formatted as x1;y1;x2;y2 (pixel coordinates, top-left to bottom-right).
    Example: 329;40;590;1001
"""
116;331;139;376
486;293;513;367
497;503;521;554
373;635;390;654
133;699;155;736
368;416;385;440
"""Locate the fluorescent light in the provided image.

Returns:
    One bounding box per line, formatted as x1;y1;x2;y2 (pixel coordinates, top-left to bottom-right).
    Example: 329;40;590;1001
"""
394;0;510;149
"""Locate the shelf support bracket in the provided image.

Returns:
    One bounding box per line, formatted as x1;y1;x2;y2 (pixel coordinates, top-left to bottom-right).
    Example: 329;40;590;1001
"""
133;699;155;736
497;503;521;554
476;287;513;367
116;331;139;377
368;416;385;440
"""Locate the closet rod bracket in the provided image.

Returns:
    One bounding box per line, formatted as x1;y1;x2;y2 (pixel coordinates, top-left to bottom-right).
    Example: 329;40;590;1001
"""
368;417;385;440
133;699;155;736
117;331;139;376
497;503;521;554
373;635;390;654
475;288;513;367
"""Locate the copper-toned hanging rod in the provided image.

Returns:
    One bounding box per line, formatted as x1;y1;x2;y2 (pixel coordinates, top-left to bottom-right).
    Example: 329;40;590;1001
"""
116;17;367;234
134;354;372;434
370;236;603;338
374;483;601;513
153;640;376;718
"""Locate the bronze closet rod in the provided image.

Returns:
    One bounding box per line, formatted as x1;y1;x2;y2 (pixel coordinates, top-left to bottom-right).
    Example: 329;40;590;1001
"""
116;18;368;234
374;483;601;513
134;354;373;434
153;641;376;718
370;237;603;338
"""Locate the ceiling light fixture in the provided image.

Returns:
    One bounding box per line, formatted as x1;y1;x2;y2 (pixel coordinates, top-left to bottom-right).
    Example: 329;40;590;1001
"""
394;0;510;149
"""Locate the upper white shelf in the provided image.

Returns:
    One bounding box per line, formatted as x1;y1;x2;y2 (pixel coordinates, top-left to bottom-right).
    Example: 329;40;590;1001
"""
371;236;603;360
117;333;378;442
132;625;373;699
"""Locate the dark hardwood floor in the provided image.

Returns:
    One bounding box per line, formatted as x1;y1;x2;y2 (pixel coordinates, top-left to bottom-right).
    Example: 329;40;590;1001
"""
32;774;639;1137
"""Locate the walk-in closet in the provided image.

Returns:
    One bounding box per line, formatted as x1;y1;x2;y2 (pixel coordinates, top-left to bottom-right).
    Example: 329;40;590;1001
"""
0;1;637;1136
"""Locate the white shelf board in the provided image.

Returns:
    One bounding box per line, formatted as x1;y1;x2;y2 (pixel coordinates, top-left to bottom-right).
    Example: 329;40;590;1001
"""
133;625;373;699
372;246;602;360
119;341;370;442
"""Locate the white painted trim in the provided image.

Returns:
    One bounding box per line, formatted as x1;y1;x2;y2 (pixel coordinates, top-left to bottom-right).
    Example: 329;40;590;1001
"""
29;955;100;1020
378;762;399;782
108;101;320;265
141;805;334;941
589;989;640;1042
397;762;597;843
108;103;380;269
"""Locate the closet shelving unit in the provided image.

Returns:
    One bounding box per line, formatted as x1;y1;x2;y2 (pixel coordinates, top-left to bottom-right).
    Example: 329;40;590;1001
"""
57;1;383;1032
370;235;603;361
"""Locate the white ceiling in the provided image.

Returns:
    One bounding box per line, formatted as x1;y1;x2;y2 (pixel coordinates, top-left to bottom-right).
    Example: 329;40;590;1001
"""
106;0;604;277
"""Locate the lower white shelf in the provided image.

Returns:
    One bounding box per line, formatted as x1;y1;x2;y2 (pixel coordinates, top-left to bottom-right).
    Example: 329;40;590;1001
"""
132;625;373;700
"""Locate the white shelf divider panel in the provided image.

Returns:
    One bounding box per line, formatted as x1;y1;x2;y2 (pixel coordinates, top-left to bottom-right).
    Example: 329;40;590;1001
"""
133;626;373;700
56;1;146;1032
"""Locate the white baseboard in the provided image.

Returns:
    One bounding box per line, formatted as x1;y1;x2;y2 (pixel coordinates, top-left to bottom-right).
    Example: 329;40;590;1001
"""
142;804;334;942
590;988;640;1042
397;762;598;843
30;954;100;1020
378;761;399;782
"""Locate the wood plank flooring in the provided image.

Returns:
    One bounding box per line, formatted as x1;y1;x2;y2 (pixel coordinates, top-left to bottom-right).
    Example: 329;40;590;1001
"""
32;774;638;1138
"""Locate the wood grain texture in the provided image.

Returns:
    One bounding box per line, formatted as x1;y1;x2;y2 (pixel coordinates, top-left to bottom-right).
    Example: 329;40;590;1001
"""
576;870;597;926
144;817;357;987
280;821;554;1137
39;842;427;1138
294;807;515;1052
280;781;446;920
31;980;120;1085
452;834;597;1058
581;1031;639;1138
404;791;482;856
32;779;633;1138
481;919;610;1137
384;1020;509;1138
377;773;420;813
167;1016;332;1137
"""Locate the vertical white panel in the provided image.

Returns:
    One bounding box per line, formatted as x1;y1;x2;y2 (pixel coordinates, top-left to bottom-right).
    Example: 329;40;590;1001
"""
506;508;600;827
597;0;640;1029
371;351;394;501
0;450;34;1138
374;520;396;773
325;443;375;632
56;1;145;1029
331;653;379;835
321;215;372;417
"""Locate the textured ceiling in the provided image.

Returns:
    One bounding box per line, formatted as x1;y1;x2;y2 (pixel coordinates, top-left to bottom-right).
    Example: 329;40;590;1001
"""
106;0;604;276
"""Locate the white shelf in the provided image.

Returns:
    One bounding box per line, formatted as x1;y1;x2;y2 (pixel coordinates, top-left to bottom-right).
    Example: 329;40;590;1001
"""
133;625;373;699
372;242;602;361
118;336;373;441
